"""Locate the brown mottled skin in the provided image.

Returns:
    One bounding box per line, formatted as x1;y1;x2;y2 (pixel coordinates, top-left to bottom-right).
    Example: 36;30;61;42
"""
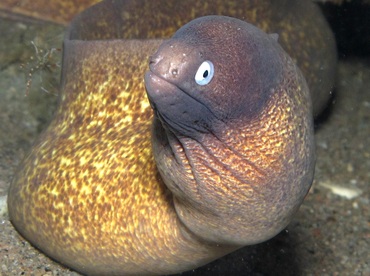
8;0;336;275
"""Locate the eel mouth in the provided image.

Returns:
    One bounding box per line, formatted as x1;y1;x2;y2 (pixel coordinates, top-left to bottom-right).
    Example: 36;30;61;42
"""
144;70;181;110
144;70;183;128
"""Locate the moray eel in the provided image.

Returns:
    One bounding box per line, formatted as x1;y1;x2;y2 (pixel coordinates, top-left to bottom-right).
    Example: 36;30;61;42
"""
0;0;100;25
8;0;336;275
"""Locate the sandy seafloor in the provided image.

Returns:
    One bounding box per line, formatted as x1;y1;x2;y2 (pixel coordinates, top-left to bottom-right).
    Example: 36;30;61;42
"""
0;7;369;276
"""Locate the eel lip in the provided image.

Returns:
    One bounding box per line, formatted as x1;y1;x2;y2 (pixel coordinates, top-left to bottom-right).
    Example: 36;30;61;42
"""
144;71;163;105
144;70;180;129
144;71;157;110
144;70;188;123
144;70;180;102
144;70;178;113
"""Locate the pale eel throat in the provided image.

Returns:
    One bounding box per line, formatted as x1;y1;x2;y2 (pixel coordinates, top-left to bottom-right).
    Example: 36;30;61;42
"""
7;0;337;275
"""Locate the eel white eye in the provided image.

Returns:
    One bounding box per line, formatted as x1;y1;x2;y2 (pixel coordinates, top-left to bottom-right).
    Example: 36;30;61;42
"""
195;60;214;85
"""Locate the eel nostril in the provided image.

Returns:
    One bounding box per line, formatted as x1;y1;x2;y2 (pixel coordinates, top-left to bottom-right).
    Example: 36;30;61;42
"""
149;55;163;67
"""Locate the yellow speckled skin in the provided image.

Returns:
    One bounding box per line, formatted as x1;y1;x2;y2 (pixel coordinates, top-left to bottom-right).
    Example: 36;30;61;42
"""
0;0;100;25
8;0;336;275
